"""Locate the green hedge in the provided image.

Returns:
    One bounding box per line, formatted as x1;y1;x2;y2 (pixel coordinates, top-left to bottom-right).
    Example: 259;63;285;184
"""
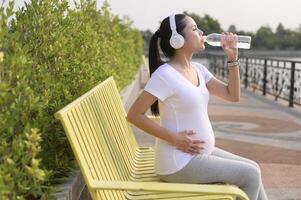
0;0;143;198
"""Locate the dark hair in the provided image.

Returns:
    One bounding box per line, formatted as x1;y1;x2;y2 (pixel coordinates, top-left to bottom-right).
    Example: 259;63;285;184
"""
148;14;187;116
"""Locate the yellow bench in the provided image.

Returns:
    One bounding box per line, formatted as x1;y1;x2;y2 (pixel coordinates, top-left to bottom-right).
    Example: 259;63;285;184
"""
55;76;249;200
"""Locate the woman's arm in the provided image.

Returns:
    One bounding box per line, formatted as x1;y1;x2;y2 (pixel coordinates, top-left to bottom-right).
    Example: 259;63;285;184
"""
206;65;240;102
127;91;176;144
206;32;240;102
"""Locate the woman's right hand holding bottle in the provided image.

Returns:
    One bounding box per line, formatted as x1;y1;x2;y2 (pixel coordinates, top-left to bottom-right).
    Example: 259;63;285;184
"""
171;130;205;155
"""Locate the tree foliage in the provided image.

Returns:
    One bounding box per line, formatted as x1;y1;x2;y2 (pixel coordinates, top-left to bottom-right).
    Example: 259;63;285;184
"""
184;11;223;34
0;0;143;198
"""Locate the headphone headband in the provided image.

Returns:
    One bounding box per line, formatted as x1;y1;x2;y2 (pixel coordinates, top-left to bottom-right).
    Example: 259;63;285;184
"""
169;14;177;32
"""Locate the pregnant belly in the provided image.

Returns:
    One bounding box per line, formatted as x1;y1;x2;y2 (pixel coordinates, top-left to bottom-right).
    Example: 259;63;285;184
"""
190;131;215;155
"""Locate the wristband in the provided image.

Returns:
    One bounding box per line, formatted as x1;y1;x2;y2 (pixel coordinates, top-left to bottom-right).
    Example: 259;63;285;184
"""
227;59;240;67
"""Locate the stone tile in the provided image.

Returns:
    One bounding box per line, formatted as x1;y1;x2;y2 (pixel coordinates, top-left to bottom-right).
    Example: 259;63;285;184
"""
216;138;301;165
260;164;301;188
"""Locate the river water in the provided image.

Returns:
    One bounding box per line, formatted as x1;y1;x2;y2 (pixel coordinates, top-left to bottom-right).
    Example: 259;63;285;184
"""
270;57;301;62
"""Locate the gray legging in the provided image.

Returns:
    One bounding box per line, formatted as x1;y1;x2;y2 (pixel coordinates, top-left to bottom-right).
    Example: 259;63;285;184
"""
158;147;268;200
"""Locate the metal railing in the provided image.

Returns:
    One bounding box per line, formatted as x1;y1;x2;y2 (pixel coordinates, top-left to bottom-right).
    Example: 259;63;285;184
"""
203;52;301;107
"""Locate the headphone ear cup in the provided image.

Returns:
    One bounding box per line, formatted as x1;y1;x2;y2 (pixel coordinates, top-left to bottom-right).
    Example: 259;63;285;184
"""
170;33;184;49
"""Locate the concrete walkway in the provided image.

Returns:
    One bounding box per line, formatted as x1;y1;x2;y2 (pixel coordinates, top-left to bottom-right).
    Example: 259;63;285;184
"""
209;90;301;200
129;62;301;200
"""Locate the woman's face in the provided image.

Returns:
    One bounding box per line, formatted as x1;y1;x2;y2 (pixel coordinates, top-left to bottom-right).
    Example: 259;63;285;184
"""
182;17;205;52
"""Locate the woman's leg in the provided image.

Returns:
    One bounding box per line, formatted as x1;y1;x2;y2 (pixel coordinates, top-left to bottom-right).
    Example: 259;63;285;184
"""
212;147;268;200
158;154;261;200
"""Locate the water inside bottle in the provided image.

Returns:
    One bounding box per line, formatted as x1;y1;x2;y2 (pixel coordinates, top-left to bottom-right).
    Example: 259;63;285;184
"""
237;42;250;49
206;41;221;47
237;36;251;49
206;38;251;49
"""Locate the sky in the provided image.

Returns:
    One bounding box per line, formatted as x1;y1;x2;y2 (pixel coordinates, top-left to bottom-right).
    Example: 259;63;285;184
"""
8;0;301;33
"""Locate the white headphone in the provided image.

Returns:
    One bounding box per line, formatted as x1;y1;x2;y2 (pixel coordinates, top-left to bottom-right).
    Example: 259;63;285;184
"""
169;14;185;49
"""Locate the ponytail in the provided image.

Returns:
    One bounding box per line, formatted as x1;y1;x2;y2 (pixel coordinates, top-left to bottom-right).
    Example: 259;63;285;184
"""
148;30;163;116
147;14;187;116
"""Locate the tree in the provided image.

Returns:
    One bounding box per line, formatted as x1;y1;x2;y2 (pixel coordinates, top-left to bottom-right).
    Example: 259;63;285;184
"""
297;24;301;49
184;11;223;34
253;26;276;49
276;23;285;38
282;30;299;50
141;29;153;56
275;23;286;49
228;25;237;33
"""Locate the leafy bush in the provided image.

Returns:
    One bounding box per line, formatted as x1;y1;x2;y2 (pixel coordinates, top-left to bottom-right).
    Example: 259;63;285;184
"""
0;0;143;198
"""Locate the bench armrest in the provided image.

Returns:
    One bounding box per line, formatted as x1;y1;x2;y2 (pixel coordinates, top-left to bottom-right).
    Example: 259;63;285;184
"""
89;180;249;200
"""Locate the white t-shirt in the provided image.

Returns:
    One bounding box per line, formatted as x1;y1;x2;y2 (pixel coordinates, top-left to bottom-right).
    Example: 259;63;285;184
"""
144;62;215;175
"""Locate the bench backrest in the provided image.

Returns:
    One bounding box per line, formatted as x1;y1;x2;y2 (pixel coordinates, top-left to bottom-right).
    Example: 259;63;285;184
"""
55;77;138;199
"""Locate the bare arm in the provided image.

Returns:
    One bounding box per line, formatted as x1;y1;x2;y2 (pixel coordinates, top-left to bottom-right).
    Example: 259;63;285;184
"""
127;91;204;154
206;65;240;102
206;32;240;102
126;91;175;144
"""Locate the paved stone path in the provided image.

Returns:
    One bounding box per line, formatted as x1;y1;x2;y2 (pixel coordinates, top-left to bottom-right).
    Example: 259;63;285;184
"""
128;62;301;200
209;90;301;200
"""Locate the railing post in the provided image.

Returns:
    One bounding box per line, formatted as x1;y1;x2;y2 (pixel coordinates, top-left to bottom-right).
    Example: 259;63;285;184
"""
244;58;249;88
263;59;267;96
289;62;295;107
214;56;217;74
222;57;225;79
207;54;211;69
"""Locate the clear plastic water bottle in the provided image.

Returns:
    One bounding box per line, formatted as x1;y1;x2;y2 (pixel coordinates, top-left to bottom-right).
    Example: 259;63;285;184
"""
204;33;251;49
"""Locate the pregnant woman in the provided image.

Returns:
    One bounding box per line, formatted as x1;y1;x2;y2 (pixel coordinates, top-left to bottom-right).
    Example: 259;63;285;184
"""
127;13;268;200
